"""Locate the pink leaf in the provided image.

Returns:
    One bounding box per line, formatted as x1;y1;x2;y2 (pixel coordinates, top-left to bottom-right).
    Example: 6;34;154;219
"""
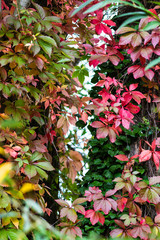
67;208;77;223
108;128;117;143
90;121;105;128
55;199;70;207
72;198;87;206
110;229;123;238
74;205;85;215
139;150;152;162
94;199;111;214
149;176;160;185
145;69;154;81
129;83;138;91
107;198;117;211
115;154;129;161
96;127;109;139
105;189;117;197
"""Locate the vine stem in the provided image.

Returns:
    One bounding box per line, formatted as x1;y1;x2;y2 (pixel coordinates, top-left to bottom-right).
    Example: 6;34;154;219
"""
14;0;25;32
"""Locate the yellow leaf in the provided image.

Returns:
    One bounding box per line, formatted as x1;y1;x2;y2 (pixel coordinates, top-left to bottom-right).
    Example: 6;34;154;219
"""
0;162;12;183
20;183;34;194
11;218;19;229
0;147;6;156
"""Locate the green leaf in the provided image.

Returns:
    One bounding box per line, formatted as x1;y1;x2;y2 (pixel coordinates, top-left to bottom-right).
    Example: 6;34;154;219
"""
115;11;147;18
14;56;26;67
41;20;53;31
14;20;21;30
15;76;26;83
118;15;147;29
0;191;10;208
32;2;45;19
143;20;160;31
3;85;10;96
30;152;43;162
8;230;28;240
24;165;37;179
0;230;7;240
38;39;52;57
71;0;95;16
35;161;54;171
44;16;62;23
58;58;71;63
34;23;42;32
38;35;57;47
84;1;113;14
145;57;160;70
35;166;48;180
32;116;45;126
1;119;23;129
0;56;10;66
150;1;160;5
84;0;143;14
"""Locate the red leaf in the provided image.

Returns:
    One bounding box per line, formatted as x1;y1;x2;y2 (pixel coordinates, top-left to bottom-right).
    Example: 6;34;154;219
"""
103;20;116;26
153;152;160;170
125;103;140;114
139;150;152;162
117;197;128;212
85;209;105;225
115;154;128;161
115;219;125;229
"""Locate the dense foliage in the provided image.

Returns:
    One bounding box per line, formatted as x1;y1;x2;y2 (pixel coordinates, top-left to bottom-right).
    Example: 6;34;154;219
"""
0;0;160;239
